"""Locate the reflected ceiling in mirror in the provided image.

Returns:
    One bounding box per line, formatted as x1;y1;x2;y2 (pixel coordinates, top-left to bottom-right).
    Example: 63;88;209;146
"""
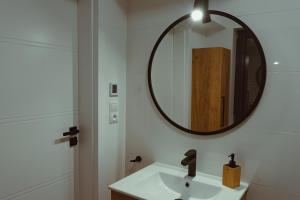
148;11;266;135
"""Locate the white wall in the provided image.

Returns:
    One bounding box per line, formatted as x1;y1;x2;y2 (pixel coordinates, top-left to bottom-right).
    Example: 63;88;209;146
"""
126;0;300;199
98;0;127;200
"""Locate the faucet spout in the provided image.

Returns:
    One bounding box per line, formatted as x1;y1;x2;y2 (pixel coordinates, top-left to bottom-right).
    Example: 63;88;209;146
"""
181;156;196;166
181;149;197;177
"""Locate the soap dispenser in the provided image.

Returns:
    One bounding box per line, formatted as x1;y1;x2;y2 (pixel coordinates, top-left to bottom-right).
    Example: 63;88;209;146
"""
222;153;241;189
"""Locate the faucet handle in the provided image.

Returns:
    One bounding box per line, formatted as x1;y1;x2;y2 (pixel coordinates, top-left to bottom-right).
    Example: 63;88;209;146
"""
184;149;197;157
130;156;142;163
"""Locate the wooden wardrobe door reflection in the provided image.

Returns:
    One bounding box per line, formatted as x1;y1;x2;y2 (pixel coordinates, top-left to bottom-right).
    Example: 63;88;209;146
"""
191;47;230;132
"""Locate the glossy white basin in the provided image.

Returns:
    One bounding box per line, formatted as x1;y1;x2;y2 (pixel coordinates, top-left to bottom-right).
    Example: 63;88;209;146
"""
109;162;248;200
134;172;221;199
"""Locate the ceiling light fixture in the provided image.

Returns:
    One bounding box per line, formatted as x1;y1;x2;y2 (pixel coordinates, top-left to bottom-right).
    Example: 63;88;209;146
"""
191;9;204;21
191;0;211;23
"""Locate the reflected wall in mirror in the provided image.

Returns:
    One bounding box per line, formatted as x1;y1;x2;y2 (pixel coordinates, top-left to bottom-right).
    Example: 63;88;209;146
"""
148;11;266;135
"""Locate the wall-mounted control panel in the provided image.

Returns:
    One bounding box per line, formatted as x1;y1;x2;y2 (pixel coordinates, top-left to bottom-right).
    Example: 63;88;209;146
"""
109;83;118;97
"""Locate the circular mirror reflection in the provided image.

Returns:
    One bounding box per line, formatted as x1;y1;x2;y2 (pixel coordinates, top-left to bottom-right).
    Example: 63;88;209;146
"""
148;11;266;135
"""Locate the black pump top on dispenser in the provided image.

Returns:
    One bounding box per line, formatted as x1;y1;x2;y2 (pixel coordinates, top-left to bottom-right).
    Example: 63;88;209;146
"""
228;153;238;168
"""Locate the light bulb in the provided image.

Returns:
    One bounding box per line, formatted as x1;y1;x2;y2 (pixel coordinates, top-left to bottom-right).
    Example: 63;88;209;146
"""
273;61;280;65
191;9;203;22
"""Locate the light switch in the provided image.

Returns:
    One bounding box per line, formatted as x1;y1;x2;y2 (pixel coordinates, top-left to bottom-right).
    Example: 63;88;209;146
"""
109;113;119;124
109;102;119;124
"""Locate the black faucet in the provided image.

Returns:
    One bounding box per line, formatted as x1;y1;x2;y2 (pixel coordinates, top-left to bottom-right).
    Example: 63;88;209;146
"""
181;149;197;177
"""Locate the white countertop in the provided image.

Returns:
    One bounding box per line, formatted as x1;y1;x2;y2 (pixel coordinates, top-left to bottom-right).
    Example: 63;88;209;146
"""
109;162;248;200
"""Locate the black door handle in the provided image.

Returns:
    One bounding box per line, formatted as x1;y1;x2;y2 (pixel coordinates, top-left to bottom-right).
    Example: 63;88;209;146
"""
63;126;79;136
63;126;79;147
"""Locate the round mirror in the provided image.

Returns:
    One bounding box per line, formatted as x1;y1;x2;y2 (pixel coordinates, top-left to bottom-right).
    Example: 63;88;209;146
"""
148;11;266;135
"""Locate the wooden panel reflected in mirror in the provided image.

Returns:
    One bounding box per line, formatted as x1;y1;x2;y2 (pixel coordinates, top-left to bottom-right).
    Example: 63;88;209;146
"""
191;47;230;132
148;11;266;135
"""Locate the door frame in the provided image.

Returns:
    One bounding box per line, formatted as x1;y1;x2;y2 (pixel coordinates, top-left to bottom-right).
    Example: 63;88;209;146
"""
77;0;99;200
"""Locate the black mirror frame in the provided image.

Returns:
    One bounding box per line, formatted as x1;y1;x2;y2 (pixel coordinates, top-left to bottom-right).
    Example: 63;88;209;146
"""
148;10;267;135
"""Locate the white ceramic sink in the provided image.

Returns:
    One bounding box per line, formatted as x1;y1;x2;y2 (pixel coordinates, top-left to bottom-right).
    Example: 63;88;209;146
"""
109;163;248;200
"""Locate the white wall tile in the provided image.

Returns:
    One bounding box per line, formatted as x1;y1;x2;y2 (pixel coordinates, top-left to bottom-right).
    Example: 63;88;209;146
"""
239;10;300;72
126;0;300;199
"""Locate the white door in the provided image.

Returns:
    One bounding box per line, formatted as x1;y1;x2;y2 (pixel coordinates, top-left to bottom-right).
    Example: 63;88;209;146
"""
0;0;78;200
